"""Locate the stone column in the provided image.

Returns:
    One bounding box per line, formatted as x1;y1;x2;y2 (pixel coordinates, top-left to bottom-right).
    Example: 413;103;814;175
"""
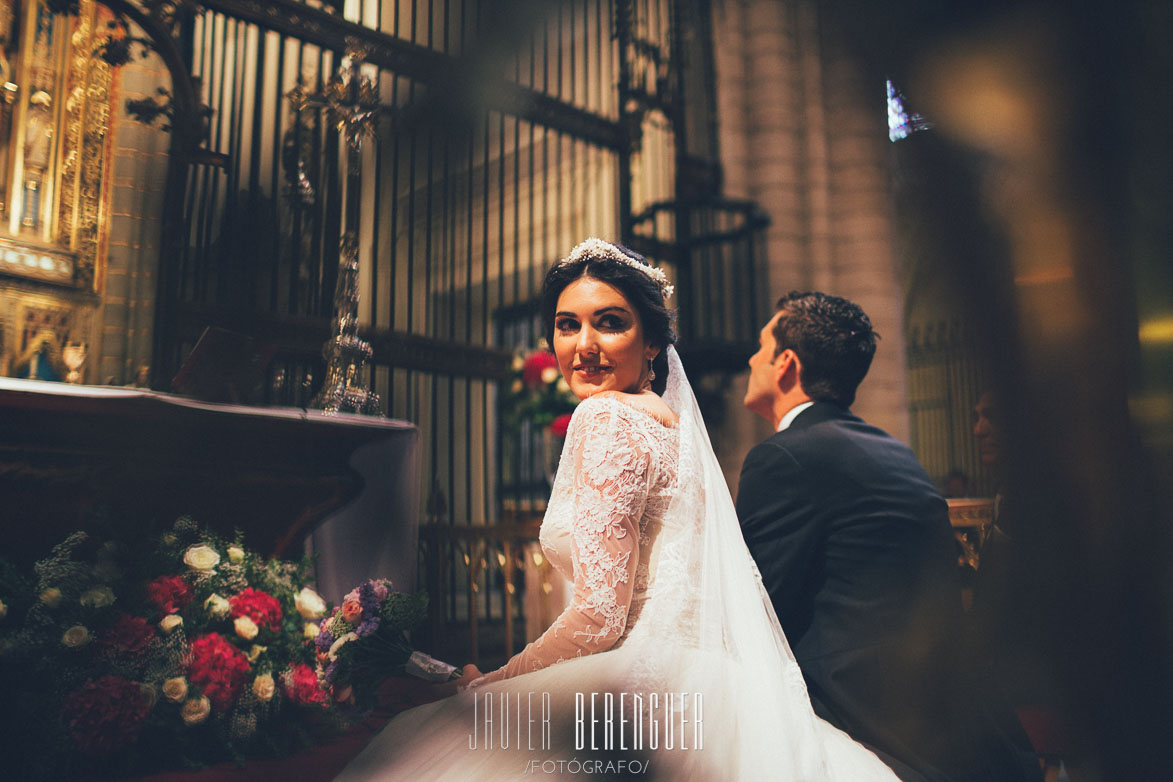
710;0;910;493
98;46;169;385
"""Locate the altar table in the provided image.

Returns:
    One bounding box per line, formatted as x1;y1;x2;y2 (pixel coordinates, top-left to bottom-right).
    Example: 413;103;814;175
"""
0;377;420;600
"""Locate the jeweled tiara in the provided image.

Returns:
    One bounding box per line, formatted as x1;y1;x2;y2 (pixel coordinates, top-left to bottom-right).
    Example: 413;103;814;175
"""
557;238;674;301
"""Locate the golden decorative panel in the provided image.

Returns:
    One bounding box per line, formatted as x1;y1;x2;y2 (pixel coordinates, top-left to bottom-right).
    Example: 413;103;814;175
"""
0;0;113;291
57;0;112;290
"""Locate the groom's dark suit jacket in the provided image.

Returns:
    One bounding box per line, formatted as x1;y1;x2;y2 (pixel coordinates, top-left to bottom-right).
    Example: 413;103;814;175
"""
737;402;1040;782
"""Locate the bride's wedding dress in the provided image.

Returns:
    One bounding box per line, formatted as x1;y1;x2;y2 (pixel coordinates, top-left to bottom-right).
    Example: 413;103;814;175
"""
336;348;899;781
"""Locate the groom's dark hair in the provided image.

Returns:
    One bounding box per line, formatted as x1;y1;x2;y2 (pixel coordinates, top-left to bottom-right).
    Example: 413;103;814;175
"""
773;291;879;407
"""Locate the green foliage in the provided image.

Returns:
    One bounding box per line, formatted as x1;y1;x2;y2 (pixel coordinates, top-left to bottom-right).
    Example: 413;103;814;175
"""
380;590;428;630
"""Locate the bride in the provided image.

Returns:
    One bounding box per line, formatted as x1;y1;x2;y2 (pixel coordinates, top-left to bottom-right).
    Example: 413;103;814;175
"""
336;239;899;781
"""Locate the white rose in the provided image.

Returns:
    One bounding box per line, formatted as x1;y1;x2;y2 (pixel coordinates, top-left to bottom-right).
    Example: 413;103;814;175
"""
295;587;326;620
227;546;245;564
252;673;276;702
183;544;220;571
540;367;560;384
328;631;359;661
162;676;188;703
181;696;211;725
304;622;320;640
246;644;267;663
79;586;116;609
556;377;571;393
61;625;91;647
234;615;259;641
159;614;184;634
40;588;62;608
204;593;230;619
139;682;158;709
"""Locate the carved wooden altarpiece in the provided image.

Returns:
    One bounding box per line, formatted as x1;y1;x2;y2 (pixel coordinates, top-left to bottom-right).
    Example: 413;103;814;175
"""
0;0;114;380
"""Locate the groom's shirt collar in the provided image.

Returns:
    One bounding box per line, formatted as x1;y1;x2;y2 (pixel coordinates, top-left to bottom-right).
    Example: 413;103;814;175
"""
777;401;815;432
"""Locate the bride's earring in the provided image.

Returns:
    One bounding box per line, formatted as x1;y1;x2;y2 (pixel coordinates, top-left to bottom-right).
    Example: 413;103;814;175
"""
647;358;656;384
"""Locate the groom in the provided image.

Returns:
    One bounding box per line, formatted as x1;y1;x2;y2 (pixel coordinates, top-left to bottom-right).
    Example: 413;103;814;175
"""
737;292;1040;782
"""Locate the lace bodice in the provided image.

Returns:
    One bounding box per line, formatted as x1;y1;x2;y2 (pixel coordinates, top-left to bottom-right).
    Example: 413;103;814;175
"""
473;394;678;685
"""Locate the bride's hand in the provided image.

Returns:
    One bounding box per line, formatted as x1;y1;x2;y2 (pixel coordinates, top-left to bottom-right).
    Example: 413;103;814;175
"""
456;664;483;691
431;664;482;698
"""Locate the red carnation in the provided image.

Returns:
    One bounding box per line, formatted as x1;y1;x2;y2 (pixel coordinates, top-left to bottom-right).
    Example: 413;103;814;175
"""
549;413;573;439
145;575;193;616
186;633;251;712
522;351;558;388
100;614;155;655
284;663;328;707
61;675;151;755
229;587;282;632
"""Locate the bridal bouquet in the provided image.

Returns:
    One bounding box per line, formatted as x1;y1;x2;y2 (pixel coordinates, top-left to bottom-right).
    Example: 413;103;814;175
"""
503;348;578;435
313;579;456;713
0;516;343;780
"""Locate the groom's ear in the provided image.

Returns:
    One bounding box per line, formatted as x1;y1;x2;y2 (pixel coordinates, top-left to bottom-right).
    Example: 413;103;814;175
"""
775;349;801;389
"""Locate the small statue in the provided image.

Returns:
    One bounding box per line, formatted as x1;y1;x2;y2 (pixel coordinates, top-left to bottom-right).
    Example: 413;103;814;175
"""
13;328;65;381
21;90;53;229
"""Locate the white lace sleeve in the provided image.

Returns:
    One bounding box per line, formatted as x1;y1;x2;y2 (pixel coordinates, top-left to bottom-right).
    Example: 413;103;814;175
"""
472;397;651;685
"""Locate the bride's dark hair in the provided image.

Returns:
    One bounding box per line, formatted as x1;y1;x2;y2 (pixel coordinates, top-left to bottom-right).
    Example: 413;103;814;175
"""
541;243;677;395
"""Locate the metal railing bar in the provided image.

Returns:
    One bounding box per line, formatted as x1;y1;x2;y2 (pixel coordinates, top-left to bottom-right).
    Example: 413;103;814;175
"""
200;0;625;150
173;304;512;380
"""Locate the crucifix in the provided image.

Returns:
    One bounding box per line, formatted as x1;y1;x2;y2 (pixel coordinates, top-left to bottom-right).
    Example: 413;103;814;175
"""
292;39;382;416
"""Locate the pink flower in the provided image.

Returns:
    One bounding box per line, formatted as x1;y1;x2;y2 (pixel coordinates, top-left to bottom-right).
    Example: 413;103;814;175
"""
341;600;362;624
372;581;389;601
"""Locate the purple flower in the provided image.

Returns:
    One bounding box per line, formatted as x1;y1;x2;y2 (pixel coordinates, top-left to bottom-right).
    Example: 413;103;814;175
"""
315;627;333;652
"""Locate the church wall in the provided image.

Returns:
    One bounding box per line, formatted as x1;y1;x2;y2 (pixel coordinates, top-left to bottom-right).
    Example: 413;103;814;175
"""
95;41;169;385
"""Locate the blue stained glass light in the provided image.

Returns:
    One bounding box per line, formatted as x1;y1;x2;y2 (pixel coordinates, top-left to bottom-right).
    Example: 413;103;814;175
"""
887;79;933;142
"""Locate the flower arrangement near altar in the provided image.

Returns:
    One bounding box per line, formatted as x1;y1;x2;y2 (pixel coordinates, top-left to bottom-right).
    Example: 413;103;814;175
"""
0;516;343;780
313;579;455;713
503;348;578;435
